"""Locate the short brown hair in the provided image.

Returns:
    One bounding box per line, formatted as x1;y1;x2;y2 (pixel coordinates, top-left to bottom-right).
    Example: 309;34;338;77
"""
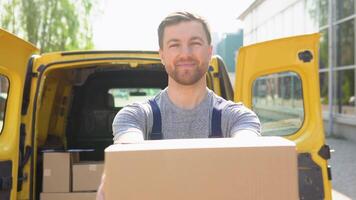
158;11;212;49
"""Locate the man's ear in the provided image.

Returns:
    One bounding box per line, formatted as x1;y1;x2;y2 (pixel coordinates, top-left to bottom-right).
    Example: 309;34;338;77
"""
208;45;213;60
159;49;165;66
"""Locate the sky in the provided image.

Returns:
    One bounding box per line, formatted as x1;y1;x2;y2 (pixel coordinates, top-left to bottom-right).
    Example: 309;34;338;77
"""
92;0;253;50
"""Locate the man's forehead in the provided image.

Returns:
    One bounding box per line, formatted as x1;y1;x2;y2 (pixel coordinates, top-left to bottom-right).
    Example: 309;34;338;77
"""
163;21;207;41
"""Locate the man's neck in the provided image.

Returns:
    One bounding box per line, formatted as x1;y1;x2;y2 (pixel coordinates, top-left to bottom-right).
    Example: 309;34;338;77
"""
167;78;207;110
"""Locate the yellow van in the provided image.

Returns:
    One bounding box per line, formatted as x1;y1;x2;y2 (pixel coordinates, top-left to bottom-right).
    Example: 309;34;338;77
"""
0;29;331;199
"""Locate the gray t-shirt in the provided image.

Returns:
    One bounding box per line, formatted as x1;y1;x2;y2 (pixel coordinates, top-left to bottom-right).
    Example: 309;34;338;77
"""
112;88;261;141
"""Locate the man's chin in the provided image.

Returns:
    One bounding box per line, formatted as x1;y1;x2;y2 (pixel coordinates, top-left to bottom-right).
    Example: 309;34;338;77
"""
173;75;204;86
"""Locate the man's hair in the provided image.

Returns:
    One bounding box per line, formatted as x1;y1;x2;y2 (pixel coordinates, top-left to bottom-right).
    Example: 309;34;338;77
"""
158;11;212;49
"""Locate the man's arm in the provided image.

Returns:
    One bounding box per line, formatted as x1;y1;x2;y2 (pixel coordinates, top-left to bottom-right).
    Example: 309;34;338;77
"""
97;103;149;199
112;102;150;144
223;102;261;138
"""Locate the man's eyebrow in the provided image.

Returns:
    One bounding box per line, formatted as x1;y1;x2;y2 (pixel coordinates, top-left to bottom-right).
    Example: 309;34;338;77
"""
166;39;180;44
190;36;204;42
166;37;204;45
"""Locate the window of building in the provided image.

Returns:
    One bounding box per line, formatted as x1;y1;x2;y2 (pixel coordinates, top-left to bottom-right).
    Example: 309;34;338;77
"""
319;29;329;69
319;72;329;112
108;88;161;108
305;0;318;31
336;19;355;67
252;72;304;136
0;75;9;133
336;0;355;20
318;0;329;27
336;69;355;115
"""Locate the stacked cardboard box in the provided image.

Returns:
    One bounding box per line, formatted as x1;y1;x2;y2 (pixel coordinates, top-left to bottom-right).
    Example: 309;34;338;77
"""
41;151;103;200
40;192;97;200
72;162;104;192
42;152;71;193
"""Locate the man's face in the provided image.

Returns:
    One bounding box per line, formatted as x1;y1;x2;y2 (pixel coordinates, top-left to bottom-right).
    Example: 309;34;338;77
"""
159;21;212;85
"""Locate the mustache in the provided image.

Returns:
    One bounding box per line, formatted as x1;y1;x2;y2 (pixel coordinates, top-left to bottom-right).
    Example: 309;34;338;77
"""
174;57;198;64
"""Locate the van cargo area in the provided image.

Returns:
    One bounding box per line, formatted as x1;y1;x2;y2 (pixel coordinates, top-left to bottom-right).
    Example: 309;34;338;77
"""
35;62;168;198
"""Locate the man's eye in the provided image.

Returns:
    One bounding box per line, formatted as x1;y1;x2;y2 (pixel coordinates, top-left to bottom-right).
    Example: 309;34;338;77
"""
169;44;179;48
191;42;202;46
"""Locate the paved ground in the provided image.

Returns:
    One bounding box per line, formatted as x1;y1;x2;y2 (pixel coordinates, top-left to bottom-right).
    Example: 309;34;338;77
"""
327;137;356;200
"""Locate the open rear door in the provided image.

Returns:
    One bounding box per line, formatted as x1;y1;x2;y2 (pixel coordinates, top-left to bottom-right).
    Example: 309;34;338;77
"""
0;29;38;200
235;33;332;200
208;56;234;101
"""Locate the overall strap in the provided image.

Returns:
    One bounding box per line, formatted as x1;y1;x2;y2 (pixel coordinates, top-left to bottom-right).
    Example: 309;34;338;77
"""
148;99;163;140
210;99;228;138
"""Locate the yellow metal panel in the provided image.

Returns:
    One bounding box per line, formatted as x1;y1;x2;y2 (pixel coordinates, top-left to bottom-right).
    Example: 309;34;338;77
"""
208;57;221;96
34;51;161;71
0;29;38;200
235;33;331;199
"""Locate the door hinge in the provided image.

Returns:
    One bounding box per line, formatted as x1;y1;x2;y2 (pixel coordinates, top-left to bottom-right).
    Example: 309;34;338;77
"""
327;165;332;180
318;144;331;160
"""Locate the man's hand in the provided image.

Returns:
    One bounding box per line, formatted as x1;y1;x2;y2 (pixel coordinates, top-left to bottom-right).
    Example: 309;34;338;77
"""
114;132;144;144
99;132;143;199
96;173;105;200
98;132;143;200
232;130;260;139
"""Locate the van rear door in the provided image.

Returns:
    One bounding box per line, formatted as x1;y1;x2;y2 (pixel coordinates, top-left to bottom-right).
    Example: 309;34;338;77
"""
0;29;38;200
208;56;234;101
235;33;332;200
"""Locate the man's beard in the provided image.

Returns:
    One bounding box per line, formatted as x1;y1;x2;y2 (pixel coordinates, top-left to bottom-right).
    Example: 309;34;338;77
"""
168;63;207;85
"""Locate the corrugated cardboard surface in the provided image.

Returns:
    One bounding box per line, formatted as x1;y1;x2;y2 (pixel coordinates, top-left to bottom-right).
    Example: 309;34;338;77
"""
42;152;70;192
72;162;104;191
40;192;96;200
104;137;299;200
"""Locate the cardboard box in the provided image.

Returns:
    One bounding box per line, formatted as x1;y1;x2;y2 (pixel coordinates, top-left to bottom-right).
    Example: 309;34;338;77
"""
42;152;71;192
72;162;104;191
40;192;96;200
104;137;299;200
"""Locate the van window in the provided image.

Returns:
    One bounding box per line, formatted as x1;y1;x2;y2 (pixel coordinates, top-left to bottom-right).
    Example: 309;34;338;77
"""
0;75;9;133
252;72;304;136
108;88;161;108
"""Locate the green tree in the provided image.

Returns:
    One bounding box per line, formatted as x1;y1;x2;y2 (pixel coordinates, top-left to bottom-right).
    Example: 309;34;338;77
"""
0;0;95;52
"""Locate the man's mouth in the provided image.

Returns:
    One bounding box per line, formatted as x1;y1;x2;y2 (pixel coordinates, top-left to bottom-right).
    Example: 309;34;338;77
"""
175;61;196;68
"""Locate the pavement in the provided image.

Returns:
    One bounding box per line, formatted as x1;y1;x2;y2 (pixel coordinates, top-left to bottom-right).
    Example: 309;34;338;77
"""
327;137;356;200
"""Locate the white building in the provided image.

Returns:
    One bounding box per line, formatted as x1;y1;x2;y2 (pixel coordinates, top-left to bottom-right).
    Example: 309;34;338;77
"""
240;0;319;45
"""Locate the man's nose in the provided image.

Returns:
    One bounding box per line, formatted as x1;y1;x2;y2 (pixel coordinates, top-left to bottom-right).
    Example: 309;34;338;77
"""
179;45;193;58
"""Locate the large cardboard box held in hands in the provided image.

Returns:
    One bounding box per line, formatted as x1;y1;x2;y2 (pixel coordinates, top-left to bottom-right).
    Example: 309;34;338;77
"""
42;152;71;192
40;192;96;200
104;137;299;200
72;162;104;191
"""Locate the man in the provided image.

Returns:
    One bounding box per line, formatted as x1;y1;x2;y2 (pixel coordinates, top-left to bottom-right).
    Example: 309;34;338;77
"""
97;11;260;199
113;11;260;144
